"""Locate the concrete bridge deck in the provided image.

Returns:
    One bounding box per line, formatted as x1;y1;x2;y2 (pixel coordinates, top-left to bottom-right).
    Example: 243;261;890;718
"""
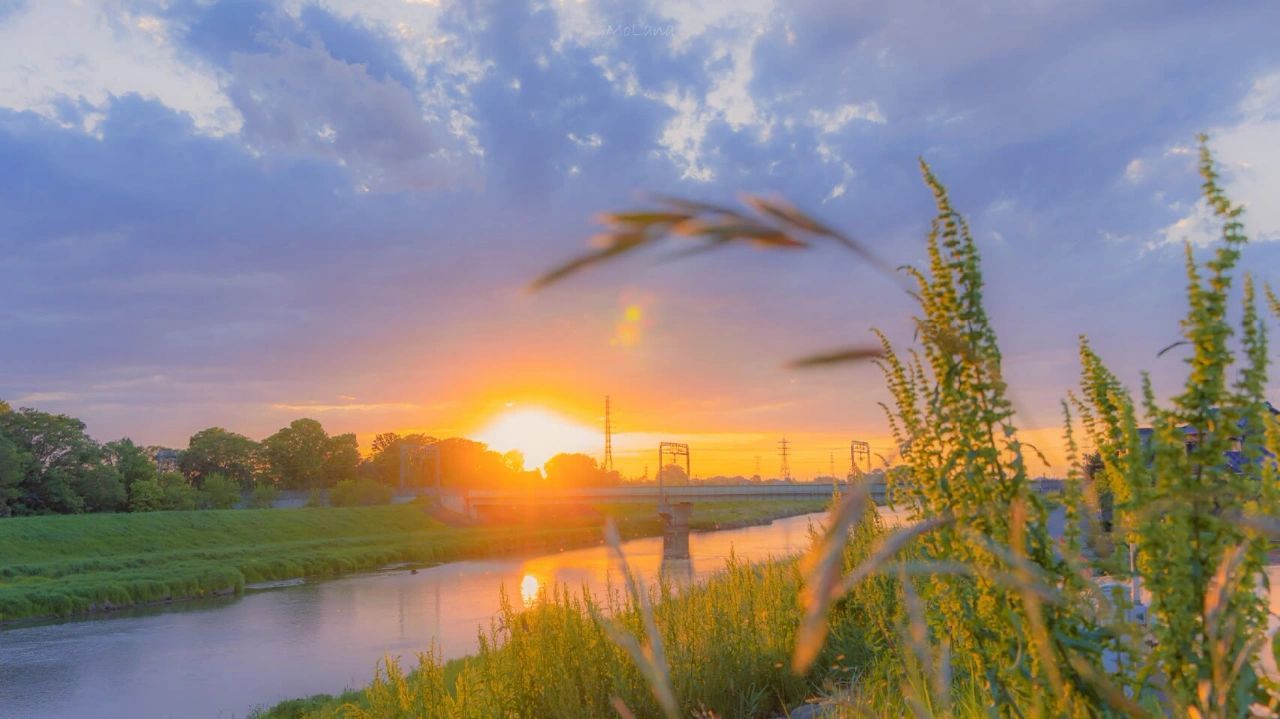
457;482;853;506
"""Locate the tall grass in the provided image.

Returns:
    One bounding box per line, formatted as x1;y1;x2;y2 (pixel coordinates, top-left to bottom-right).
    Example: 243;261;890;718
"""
487;137;1280;718
0;499;825;623
257;509;884;719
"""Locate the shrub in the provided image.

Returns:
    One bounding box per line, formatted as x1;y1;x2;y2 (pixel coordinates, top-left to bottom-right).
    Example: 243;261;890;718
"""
248;483;279;509
330;479;393;507
158;471;197;511
199;473;241;510
128;478;165;512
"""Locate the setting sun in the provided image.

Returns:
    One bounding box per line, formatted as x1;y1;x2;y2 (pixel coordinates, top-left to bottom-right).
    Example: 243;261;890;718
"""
472;408;600;469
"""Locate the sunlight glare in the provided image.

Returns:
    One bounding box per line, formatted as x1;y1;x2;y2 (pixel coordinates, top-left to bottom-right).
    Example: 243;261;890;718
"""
473;408;600;469
520;573;540;605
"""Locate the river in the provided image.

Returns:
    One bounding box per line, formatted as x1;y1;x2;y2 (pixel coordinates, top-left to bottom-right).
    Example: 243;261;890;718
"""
0;512;825;719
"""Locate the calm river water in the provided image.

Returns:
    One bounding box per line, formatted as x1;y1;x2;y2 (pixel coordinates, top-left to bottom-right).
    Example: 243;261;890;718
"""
0;512;824;719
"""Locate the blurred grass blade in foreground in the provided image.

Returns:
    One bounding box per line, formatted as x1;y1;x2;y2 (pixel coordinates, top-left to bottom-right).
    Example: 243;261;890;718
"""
530;194;898;292
793;482;869;673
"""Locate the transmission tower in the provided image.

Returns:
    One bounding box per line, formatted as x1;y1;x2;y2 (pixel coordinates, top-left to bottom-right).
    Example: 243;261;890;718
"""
850;440;871;477
829;452;835;479
603;395;614;472
657;442;690;502
778;437;791;481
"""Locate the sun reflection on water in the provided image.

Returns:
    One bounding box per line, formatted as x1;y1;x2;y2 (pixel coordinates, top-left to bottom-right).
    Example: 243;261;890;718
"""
520;573;540;605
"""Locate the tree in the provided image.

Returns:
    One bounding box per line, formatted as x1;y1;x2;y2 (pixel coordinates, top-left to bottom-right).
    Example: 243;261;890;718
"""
264;419;329;489
503;450;525;474
366;432;437;486
0;407;114;514
181;428;261;487
370;432;400;456
0;432;32;517
323;433;360;486
72;463;127;512
657;462;689;486
435;437;514;489
544;453;608;487
105;438;156;498
263;419;360;489
248;482;279;509
158;471;198;510
199;473;241;510
128;478;165;512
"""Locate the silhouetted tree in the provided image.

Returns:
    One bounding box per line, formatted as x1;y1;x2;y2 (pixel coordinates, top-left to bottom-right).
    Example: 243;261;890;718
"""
657;462;689;486
544;453;610;487
435;437;515;489
364;432;437;486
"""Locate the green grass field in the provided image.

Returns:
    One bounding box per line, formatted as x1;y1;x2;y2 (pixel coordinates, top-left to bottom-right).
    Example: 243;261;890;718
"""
0;498;826;623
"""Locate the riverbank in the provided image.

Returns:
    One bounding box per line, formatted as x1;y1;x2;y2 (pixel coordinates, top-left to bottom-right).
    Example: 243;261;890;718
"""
0;498;827;624
254;505;885;719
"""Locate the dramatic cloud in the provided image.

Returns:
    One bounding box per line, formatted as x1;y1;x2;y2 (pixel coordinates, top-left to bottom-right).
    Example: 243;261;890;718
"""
2;0;1279;474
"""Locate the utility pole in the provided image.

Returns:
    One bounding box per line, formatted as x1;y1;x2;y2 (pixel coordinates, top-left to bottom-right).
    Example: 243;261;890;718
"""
778;437;791;481
754;455;761;481
603;395;614;472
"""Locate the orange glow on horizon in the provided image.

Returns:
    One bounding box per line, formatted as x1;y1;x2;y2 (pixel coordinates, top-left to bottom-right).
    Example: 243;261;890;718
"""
472;407;601;469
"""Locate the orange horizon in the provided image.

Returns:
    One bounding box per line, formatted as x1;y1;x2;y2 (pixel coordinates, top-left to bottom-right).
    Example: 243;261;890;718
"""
350;402;1074;479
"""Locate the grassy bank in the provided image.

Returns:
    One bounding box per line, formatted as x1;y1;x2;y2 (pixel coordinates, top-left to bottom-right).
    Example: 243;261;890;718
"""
0;498;826;623
257;562;848;719
256;504;889;719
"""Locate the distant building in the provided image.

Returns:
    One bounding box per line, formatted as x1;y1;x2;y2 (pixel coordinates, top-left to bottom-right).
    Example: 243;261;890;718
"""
1135;401;1279;473
149;447;181;472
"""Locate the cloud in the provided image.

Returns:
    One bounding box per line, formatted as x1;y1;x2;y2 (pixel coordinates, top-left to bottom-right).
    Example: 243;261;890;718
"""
269;401;423;413
12;391;75;404
0;1;234;133
228;41;463;191
3;0;1280;458
810;102;886;133
0;0;27;24
1155;200;1221;249
1145;71;1280;250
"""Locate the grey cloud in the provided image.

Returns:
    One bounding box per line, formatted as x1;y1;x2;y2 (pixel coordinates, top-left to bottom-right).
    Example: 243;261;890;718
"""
229;41;472;191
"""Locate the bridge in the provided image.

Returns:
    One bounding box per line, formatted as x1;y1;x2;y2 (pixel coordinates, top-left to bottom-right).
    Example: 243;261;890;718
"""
429;481;881;560
397;439;891;560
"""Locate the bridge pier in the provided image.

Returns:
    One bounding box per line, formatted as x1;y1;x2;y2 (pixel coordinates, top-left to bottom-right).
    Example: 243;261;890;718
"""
659;557;694;587
659;501;693;560
439;492;478;519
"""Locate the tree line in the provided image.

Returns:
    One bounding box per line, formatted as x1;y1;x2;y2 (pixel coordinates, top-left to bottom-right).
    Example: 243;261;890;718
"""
0;399;623;517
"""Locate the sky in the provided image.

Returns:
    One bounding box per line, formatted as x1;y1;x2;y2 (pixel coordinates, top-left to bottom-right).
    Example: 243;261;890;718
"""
3;0;1280;479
